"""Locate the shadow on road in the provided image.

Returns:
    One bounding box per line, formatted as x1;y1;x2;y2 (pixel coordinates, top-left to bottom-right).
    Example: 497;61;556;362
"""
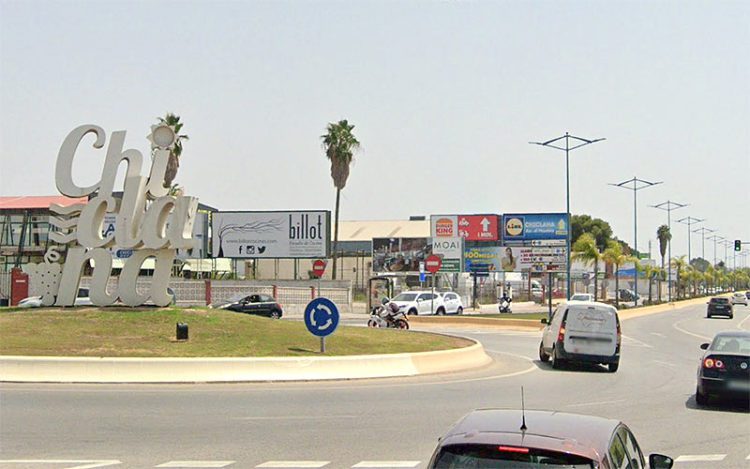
685;395;750;413
532;360;610;373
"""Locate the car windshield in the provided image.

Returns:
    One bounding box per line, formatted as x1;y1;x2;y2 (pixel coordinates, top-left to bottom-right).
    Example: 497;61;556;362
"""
393;293;418;301
711;336;750;353
711;298;729;304
433;444;594;468
570;294;591;301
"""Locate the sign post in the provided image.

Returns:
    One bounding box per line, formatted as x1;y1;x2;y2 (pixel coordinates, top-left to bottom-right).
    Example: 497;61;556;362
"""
311;259;326;299
304;297;339;353
425;255;442;314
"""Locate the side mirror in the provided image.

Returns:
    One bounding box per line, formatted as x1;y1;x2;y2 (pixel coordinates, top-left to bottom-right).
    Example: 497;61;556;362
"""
649;454;674;469
541;318;548;324
700;343;709;350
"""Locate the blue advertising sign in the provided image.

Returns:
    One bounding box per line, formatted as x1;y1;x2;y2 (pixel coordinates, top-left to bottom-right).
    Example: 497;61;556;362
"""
304;297;340;337
464;246;502;273
502;213;569;242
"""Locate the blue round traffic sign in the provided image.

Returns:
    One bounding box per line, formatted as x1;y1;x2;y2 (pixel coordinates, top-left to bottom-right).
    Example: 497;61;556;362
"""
304;297;340;338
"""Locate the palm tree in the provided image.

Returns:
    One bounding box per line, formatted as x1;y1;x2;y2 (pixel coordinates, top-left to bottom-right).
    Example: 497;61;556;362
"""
321;120;360;280
657;225;671;300
156;113;189;188
706;264;716;293
602;241;632;307
671;255;688;299
572;233;603;300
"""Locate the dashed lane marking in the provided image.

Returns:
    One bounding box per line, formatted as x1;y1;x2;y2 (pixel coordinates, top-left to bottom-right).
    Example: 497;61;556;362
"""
351;462;421;468
256;463;330;468
621;335;653;348
156;462;235;468
565;399;627;408
674;454;726;462
650;332;666;338
0;461;122;469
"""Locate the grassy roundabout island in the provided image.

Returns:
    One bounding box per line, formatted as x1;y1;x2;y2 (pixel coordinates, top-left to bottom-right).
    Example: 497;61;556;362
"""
0;307;472;358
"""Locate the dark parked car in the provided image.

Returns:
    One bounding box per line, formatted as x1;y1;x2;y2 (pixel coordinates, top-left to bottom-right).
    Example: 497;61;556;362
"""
218;294;283;319
706;297;733;318
427;409;673;468
696;331;750;405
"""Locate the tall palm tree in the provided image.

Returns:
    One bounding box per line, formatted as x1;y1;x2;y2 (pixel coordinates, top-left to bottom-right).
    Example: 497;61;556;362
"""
602;241;631;307
321;120;360;279
671;255;688;299
642;264;656;303
156;113;189;188
657;225;671;300
572;233;603;300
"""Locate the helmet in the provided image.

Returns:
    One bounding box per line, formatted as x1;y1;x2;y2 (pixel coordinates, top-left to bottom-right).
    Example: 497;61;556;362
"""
388;302;400;313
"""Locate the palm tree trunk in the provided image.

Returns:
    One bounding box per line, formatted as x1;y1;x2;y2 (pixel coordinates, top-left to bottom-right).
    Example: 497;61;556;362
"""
648;276;653;303
615;268;619;307
594;263;599;300
332;187;341;280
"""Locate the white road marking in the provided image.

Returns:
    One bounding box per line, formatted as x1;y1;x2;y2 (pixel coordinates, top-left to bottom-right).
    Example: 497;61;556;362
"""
565;399;627;408
234;415;358;421
156;462;234;468
674;454;726;462
621;335;653;348
737;311;750;330
672;319;712;341
256;463;330;468
746;453;750;460
650;332;666;338
651;360;677;368
352;462;421;468
0;460;122;469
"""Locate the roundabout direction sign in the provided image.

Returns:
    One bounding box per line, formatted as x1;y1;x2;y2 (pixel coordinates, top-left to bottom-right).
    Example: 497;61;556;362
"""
304;297;340;353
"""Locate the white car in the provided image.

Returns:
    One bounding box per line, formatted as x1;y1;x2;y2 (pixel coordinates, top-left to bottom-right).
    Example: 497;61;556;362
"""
18;288;93;308
439;292;464;315
570;293;594;302
390;290;446;315
731;292;748;306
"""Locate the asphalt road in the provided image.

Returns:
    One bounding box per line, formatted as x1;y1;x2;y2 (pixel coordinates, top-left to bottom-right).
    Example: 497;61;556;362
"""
1;302;749;469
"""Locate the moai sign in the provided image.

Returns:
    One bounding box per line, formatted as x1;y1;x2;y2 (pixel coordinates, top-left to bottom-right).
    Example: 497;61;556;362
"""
33;122;199;307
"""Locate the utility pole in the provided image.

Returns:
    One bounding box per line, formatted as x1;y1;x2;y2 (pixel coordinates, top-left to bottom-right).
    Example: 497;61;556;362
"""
530;132;605;300
651;200;687;302
676;216;703;265
693;227;714;261
609;177;662;304
707;234;724;291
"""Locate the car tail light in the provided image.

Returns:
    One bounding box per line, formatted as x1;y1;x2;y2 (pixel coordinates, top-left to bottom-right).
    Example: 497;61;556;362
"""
498;446;529;453
616;321;621;345
558;317;566;342
703;357;725;369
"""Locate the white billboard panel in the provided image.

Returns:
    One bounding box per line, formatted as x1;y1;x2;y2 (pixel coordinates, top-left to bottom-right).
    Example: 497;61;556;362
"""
432;237;463;258
212;211;330;258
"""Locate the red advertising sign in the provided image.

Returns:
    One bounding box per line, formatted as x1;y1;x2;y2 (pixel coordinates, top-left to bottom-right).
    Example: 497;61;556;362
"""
431;215;499;241
312;259;327;278
425;254;442;274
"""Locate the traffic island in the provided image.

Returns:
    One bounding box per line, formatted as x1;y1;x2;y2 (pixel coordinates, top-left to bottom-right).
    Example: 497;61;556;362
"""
0;307;492;382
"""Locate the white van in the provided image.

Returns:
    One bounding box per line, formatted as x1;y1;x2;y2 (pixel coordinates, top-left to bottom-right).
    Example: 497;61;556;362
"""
538;301;621;372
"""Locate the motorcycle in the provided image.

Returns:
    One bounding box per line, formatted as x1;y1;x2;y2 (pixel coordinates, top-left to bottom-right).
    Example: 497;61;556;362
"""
368;301;410;330
498;296;513;314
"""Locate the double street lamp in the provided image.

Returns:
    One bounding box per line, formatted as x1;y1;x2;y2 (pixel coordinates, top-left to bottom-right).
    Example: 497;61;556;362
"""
650;200;687;302
609;177;662;304
676;216;704;265
530;132;605;300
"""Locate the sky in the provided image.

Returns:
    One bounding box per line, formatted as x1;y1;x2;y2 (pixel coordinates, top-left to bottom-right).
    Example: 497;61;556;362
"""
1;0;748;264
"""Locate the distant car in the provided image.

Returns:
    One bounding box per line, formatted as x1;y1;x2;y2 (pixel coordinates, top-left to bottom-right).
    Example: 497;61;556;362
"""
438;292;464;315
217;293;283;319
540;301;621;372
390;290;446;315
427;408;674;468
707;297;733;319
618;289;639;302
695;331;750;405
731;292;748;306
570;293;594;302
746;291;750;300
18;288;92;308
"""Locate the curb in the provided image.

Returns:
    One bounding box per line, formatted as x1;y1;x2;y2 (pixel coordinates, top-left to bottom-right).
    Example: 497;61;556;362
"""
410;316;543;330
0;340;492;383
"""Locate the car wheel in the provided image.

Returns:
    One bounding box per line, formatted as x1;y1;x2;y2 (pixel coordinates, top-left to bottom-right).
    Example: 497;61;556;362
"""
457;307;463;315
367;319;379;328
707;314;712;318
551;346;564;369
436;307;445;316
270;310;281;319
395;319;409;330
695;386;708;406
408;309;417;316
539;342;550;363
608;361;619;373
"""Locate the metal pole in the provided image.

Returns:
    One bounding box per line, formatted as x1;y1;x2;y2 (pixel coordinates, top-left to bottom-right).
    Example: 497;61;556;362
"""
565;132;571;300
633;185;638;300
668;208;671;302
548;271;553;317
431;273;435;315
321;337;325;353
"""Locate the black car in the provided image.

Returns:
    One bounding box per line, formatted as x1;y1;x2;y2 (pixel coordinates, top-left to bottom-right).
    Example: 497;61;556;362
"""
696;331;750;405
219;294;283;319
706;297;733;319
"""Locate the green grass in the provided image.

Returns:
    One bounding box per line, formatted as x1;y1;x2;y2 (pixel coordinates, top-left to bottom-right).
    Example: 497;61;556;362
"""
0;307;471;357
463;313;548;321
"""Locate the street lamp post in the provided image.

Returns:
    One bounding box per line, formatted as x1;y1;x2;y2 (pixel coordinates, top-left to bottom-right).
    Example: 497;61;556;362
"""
676;217;704;265
707;234;724;291
530;132;605;300
651;201;687;302
693;227;714;260
609;177;662;305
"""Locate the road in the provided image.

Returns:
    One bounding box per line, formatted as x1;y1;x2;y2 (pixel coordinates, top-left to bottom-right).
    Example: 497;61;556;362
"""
1;302;749;468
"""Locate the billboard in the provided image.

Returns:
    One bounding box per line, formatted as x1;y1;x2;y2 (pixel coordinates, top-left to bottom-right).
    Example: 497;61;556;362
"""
464;246;503;273
372;237;431;273
431;214;500;241
499;246;567;273
502;213;569;243
212;211;330;258
431;237;463;273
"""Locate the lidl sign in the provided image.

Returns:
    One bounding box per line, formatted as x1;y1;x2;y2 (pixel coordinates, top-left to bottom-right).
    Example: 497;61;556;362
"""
502;213;569;241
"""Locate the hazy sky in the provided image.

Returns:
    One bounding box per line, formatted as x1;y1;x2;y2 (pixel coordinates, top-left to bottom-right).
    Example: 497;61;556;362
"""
1;0;748;262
